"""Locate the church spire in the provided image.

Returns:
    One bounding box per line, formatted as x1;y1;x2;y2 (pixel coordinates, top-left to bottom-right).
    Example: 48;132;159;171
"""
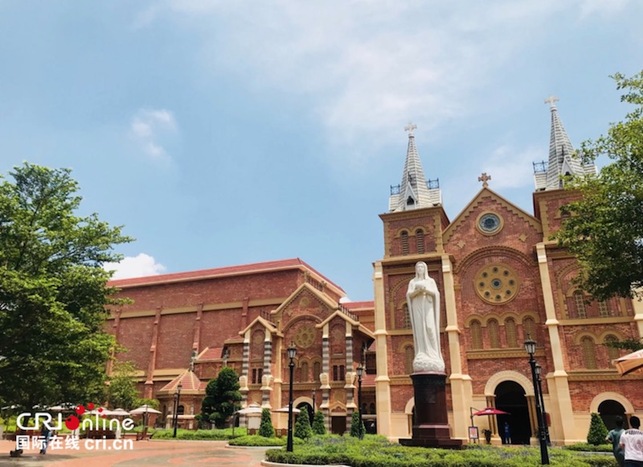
389;124;441;212
534;97;595;191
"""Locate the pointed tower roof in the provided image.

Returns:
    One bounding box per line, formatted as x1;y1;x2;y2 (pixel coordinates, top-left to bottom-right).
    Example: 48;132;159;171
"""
539;97;588;190
389;123;441;211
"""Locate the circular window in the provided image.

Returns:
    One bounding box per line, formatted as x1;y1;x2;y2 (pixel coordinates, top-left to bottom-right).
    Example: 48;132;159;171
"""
477;212;503;235
474;264;519;305
294;325;315;349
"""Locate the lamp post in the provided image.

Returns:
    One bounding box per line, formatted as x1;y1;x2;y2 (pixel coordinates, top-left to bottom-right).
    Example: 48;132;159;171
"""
535;364;550;445
356;365;364;439
312;389;316;412
172;383;183;438
525;337;549;464
286;343;297;452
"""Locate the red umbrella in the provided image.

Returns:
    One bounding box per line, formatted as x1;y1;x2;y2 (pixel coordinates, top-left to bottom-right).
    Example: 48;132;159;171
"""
473;407;510;416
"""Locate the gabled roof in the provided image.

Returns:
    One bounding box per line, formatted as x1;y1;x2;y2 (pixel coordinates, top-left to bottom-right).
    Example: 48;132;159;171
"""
158;369;202;395
108;258;344;296
195;347;223;362
316;310;375;339
239;315;281;337
272;282;338;320
443;186;541;243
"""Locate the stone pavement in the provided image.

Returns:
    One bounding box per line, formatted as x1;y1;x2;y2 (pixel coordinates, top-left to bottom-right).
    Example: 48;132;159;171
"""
0;439;271;466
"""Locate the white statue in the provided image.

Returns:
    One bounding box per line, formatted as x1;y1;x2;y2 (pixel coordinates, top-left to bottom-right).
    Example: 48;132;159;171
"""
407;261;445;373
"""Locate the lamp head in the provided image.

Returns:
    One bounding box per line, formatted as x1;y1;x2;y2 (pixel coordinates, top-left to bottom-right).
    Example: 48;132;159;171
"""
287;343;297;359
535;364;542;377
177;383;183;395
524;336;536;356
356;365;364;377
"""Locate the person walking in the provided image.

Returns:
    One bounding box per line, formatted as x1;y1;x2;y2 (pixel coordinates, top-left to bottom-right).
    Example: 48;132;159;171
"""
620;416;643;467
503;422;512;445
39;425;52;455
606;416;626;467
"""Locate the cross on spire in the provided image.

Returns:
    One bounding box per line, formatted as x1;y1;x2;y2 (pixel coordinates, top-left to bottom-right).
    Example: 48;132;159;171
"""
544;95;559;109
478;172;491;188
404;123;417;136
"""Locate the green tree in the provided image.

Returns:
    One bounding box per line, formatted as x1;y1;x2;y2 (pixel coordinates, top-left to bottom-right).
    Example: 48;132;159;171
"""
587;412;608;445
350;411;365;438
294;407;313;440
0;163;131;411
106;361;139;410
556;71;643;300
199;367;241;428
312;410;326;435
258;408;275;438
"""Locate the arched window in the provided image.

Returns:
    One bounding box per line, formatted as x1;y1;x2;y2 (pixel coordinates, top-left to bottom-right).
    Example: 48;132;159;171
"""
522;317;535;340
505;318;517;347
402;304;411;329
404;345;414;374
488;319;500;348
574;291;586;318
604;335;620;367
300;361;309;382
415;229;425;254
401;231;409;255
581;336;597;369
313;361;321;382
470;320;482;349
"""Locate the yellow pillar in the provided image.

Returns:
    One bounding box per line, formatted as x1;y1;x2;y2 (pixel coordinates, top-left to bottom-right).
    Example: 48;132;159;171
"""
536;243;575;444
373;261;392;437
442;254;471;440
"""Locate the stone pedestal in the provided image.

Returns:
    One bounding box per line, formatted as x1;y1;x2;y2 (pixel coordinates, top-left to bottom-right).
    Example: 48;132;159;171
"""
399;372;463;449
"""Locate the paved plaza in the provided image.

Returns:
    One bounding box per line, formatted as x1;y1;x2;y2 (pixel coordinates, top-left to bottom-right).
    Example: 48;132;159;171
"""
0;439;270;466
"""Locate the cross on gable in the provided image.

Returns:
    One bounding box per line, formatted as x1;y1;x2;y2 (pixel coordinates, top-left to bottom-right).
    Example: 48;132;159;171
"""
404;123;417;135
478;172;491;188
544;95;559;109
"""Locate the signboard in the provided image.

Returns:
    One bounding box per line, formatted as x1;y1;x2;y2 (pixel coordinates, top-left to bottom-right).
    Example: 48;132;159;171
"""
468;426;479;441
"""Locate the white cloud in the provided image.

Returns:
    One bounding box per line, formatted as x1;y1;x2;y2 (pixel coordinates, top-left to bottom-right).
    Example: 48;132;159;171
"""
129;109;178;163
157;1;566;147
105;253;167;279
482;145;546;190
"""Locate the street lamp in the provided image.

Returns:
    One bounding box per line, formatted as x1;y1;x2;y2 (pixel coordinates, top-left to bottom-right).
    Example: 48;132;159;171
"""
356;365;364;439
286;343;297;452
535;364;550;445
525;337;549;464
312;389;316;412
173;383;183;438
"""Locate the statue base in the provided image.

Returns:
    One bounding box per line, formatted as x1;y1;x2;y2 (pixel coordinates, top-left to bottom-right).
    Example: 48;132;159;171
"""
399;372;463;450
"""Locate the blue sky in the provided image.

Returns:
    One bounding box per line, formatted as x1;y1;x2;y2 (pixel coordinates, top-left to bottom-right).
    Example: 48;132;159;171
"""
1;1;642;301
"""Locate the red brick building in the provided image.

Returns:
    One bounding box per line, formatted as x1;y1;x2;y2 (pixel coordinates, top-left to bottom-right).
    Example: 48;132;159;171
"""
108;102;642;443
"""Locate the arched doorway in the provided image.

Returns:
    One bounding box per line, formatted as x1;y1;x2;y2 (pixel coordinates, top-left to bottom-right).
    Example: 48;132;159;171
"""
494;381;530;445
297;402;313;424
599;400;627;430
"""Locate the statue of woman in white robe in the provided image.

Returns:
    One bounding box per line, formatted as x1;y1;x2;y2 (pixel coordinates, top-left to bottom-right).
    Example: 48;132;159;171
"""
407;261;445;373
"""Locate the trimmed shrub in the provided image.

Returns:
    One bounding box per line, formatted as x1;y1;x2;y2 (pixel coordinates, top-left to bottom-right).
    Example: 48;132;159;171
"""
587;413;609;445
350;411;365;438
294;407;313;440
312;410;326;435
228;435;285;446
258;408;274;438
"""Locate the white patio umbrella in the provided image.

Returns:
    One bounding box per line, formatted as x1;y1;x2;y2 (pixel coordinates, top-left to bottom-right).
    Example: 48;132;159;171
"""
110;408;131;417
129;405;162;415
273;406;301;414
236;403;263;415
